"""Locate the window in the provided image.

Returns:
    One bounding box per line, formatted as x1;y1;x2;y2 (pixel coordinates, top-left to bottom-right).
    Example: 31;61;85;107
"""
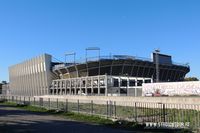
113;79;119;87
129;80;136;86
137;80;143;86
121;79;127;87
145;80;151;83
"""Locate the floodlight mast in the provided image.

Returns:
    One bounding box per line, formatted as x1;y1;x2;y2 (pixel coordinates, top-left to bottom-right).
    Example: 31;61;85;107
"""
85;47;101;76
155;49;160;83
64;52;76;64
85;47;100;62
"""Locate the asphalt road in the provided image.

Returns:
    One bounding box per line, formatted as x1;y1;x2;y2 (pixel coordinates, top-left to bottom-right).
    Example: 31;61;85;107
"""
0;104;134;133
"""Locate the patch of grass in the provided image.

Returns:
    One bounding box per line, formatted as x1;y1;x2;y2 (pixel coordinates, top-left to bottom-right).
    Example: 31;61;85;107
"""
19;105;48;113
0;101;17;106
62;112;114;125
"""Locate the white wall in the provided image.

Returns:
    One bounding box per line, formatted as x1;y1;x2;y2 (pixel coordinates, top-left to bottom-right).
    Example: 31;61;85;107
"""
142;81;200;96
9;54;52;96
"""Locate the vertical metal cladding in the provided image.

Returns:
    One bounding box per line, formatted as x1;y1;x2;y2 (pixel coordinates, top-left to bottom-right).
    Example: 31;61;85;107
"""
9;54;52;96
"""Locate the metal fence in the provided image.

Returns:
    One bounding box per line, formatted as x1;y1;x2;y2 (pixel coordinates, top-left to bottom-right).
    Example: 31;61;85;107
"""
0;95;200;129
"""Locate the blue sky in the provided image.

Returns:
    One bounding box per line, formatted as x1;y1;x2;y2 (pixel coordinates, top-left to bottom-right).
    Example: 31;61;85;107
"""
0;0;200;81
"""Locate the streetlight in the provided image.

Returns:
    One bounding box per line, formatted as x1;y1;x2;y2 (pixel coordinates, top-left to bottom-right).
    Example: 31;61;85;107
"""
154;49;160;83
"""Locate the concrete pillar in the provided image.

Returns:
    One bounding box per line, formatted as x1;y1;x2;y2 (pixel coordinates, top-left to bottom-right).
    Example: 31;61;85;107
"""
118;77;121;96
85;77;88;95
51;81;54;95
80;78;82;95
65;80;67;95
69;79;72;95
127;77;130;96
143;78;145;85
61;80;64;95
74;79;77;95
56;81;59;95
105;75;108;96
98;76;100;95
135;78;137;97
91;77;94;95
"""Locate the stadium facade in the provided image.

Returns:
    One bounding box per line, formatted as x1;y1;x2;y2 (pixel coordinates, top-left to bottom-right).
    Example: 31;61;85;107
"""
9;54;54;96
9;52;190;96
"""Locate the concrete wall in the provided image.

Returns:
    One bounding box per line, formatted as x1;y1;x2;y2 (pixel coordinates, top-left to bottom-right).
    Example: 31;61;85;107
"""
142;81;200;96
39;95;200;105
9;54;52;96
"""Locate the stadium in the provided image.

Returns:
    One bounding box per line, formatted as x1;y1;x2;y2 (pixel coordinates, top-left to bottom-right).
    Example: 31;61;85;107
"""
51;50;189;96
9;49;190;96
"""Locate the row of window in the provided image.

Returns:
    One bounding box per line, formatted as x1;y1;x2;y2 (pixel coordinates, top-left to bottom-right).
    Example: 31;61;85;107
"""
113;79;151;87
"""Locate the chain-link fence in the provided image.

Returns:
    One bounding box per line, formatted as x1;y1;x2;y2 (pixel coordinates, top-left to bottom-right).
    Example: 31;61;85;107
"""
1;95;200;129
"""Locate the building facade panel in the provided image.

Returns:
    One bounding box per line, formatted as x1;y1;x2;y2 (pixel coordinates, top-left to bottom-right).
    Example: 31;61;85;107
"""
9;54;52;96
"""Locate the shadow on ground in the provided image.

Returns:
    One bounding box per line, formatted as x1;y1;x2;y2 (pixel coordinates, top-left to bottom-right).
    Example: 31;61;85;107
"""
0;104;133;133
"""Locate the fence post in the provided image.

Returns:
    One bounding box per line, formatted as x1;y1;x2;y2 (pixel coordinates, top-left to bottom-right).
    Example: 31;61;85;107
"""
91;100;93;115
106;101;109;118
28;97;31;105
24;97;25;104
77;100;79;113
197;105;200;128
134;102;138;122
48;98;50;110
163;104;166;122
114;101;116;119
34;97;35;106
109;101;112;117
65;99;68;113
39;98;43;107
56;98;58;109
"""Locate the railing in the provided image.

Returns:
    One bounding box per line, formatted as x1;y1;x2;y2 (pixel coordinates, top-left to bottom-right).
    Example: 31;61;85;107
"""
0;95;198;129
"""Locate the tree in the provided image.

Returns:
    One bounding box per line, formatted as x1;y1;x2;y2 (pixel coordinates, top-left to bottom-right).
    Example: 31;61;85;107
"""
184;77;199;81
1;81;7;84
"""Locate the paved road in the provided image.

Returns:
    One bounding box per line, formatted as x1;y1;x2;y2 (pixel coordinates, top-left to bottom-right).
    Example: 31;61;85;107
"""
0;104;134;133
